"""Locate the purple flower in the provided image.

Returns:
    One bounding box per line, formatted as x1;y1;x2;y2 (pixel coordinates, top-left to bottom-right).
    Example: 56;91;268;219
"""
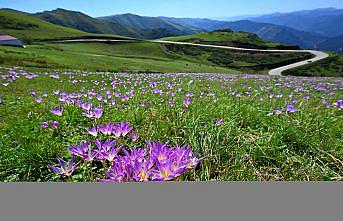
85;126;98;137
99;123;115;136
100;159;128;182
93;106;103;119
151;158;187;181
94;139;120;162
130;133;138;141
186;148;206;169
113;122;132;138
286;104;297;113
148;142;171;163
215;118;223;127
81;101;92;111
40;122;49;128
34;97;43;103
68;141;89;159
168;99;174;107
50;107;64;117
52;121;59;129
333;100;343;110
49;155;81;177
130;158;154;181
183;97;192;108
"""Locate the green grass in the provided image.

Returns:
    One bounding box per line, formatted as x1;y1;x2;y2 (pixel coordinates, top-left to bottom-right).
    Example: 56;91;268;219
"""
163;30;282;49
0;43;241;73
0;67;342;182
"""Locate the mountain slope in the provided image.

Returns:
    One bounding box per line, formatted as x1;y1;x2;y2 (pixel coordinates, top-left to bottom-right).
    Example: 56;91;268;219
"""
160;17;327;49
99;13;201;37
162;29;301;50
0;8;87;43
34;8;140;38
249;8;343;37
317;36;343;53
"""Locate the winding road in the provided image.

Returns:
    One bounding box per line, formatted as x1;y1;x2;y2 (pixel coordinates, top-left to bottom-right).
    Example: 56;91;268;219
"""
54;39;329;76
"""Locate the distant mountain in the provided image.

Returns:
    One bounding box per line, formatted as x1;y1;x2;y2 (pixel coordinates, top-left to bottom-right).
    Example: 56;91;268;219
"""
249;8;343;37
317;35;343;53
99;13;202;37
34;8;140;38
160;17;327;49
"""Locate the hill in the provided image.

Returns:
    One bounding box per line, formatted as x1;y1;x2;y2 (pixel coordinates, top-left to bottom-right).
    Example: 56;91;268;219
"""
0;9;87;43
99;13;201;38
0;9;133;43
33;8;140;38
160;17;327;49
249;8;343;37
162;29;301;50
317;36;343;53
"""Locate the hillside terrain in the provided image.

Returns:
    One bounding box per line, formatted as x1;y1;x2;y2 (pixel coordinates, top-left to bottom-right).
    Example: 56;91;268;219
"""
34;8;140;38
99;13;201;38
283;54;343;77
0;9;131;43
163;29;300;49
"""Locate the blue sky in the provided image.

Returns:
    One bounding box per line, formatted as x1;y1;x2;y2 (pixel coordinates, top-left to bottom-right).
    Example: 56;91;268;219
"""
1;0;342;17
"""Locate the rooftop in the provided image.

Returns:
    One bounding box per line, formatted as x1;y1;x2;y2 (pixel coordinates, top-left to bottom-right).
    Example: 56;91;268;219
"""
0;35;18;41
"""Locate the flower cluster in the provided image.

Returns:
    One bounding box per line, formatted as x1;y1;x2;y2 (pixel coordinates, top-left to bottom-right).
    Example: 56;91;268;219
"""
49;123;206;182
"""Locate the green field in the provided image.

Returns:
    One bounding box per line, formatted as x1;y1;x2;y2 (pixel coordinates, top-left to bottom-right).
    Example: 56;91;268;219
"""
163;30;284;49
0;40;315;74
0;67;342;182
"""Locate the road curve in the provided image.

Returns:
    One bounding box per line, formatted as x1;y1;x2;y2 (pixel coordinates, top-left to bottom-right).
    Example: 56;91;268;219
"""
151;40;329;76
53;38;329;76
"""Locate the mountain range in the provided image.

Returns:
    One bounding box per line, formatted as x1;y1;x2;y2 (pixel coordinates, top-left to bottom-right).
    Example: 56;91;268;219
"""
248;8;343;37
1;7;343;53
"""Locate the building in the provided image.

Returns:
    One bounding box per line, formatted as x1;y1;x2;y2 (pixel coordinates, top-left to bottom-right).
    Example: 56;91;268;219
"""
0;35;24;48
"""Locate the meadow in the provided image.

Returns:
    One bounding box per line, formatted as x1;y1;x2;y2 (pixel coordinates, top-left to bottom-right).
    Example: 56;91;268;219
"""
0;66;342;181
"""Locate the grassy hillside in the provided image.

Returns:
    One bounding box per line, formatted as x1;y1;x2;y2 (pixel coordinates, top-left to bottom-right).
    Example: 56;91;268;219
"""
283;53;343;77
0;42;241;73
162;29;299;50
0;9;132;44
34;8;140;38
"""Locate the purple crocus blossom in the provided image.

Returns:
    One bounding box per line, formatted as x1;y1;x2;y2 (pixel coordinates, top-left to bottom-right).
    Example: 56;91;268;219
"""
168;99;174;107
68;141;89;159
40;122;49;128
286;104;297;113
334;100;343;110
49;155;81;177
113;122;132;138
215;118;223;127
52;121;59;129
183;97;192;108
85;126;98;137
93;106;103;119
34;97;43;103
50;107;64;117
130;133;138;141
151;158;187;181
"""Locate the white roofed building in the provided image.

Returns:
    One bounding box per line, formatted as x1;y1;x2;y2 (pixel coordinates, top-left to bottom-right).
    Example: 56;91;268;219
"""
0;35;24;47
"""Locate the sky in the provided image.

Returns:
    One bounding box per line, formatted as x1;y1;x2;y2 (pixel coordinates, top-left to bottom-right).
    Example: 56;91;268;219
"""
0;0;343;18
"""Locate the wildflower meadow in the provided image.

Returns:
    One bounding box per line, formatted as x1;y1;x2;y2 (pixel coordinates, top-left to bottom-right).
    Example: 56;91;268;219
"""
0;66;342;181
